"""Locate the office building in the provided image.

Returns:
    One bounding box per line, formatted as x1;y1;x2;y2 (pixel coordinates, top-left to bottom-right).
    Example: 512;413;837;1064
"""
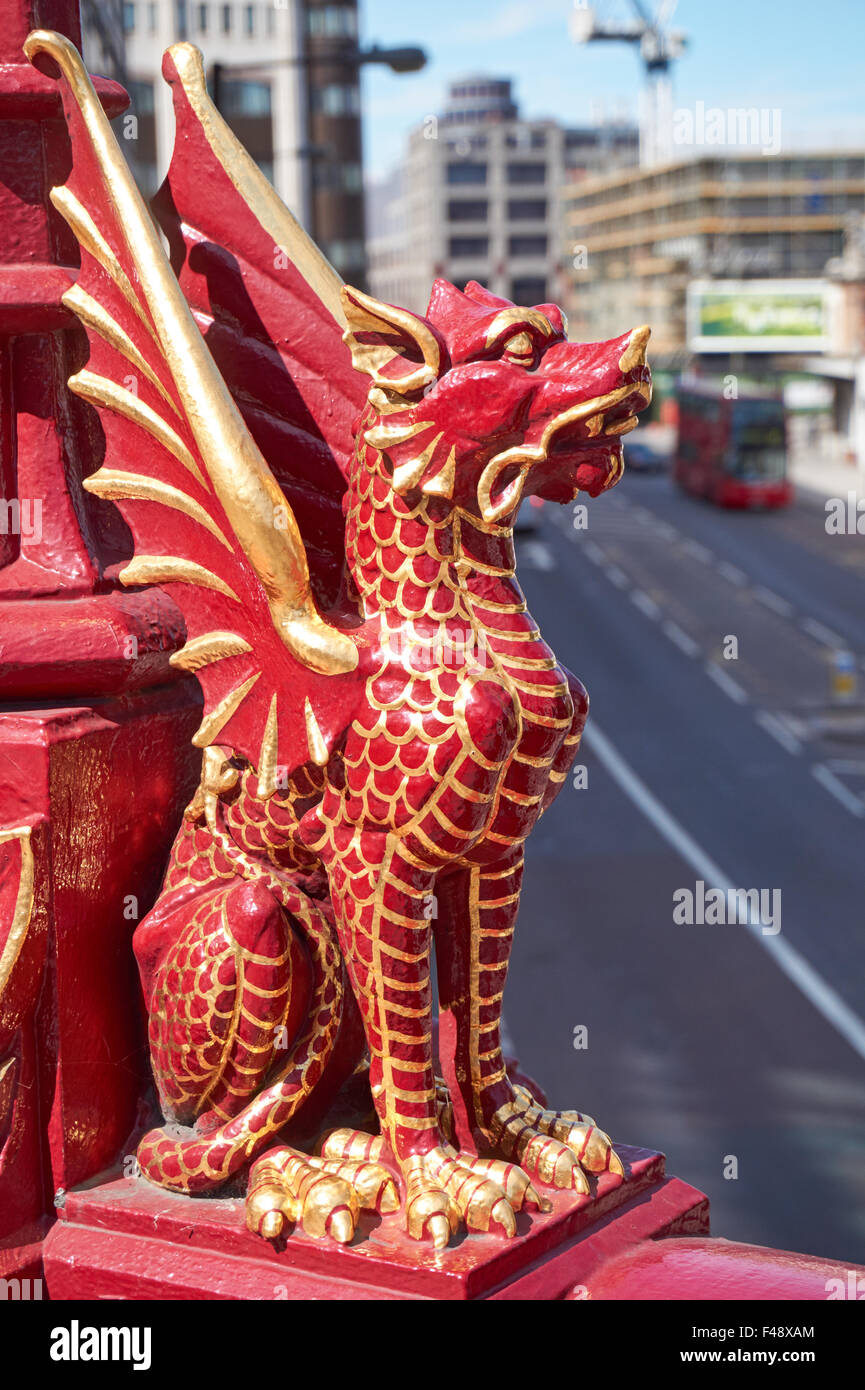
368;76;638;316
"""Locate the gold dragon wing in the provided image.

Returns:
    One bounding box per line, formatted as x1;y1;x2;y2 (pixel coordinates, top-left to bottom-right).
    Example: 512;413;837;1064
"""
25;30;364;791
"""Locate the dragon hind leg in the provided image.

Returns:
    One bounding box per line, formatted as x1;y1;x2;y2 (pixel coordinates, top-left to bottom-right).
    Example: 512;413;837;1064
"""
136;879;311;1127
133;871;344;1193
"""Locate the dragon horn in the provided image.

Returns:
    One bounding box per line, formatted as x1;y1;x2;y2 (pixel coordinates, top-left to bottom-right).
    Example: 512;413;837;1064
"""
24;29;356;678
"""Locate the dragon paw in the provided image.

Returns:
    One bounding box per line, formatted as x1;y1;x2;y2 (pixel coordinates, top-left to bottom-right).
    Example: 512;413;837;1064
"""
489;1084;624;1194
321;1127;544;1248
246;1144;398;1245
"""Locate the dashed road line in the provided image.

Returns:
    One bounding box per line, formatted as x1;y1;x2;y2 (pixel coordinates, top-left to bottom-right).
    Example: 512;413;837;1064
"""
754;710;803;755
604;564;629;589
705;662;749;704
662;620;700;658
630;589;662;620
583;720;865;1065
559;521;865;720
717;561;748;587
812;764;865;818
800;616;845;648
682;539;714;564
754;586;795;618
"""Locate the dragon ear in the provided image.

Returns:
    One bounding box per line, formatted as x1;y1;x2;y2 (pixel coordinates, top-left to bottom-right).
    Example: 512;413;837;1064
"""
341;286;444;398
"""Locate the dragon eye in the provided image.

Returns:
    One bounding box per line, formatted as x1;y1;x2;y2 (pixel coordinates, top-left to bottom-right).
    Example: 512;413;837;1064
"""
503;331;535;365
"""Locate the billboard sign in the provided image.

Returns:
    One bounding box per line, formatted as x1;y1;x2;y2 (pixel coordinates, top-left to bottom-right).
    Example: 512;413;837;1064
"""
687;280;830;353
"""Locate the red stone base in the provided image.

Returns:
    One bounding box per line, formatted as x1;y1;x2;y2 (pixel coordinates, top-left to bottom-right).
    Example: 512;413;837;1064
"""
44;1145;709;1300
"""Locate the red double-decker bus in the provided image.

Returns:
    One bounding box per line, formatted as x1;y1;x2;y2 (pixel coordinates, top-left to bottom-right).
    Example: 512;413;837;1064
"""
673;379;792;508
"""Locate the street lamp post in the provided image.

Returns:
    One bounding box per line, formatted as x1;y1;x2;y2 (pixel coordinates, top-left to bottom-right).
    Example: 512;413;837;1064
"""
209;36;426;291
211;44;426;90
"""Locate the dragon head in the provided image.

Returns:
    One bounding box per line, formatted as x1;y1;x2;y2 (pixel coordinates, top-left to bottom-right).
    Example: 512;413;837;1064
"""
342;279;652;525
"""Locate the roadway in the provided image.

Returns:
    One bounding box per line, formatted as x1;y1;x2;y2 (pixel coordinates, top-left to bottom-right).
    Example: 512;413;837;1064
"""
509;473;865;1264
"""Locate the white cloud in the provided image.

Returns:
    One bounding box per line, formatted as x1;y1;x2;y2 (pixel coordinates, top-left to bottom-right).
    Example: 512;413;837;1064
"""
453;0;569;44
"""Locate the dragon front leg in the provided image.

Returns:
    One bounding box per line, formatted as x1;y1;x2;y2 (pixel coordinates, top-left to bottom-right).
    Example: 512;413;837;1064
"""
320;828;529;1247
436;854;624;1197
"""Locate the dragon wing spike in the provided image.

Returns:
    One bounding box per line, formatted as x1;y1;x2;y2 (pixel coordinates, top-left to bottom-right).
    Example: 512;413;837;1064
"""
84;468;234;550
170;632;254;672
25;29;357;680
72;370;208;488
62;283;181;417
163;42;347;329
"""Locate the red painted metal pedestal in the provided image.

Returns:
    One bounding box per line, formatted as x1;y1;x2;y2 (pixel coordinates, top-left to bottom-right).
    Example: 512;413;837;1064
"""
43;1145;708;1300
0;0;201;1282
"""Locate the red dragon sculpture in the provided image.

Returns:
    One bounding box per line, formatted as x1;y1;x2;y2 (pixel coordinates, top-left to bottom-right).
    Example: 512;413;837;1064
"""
27;31;652;1249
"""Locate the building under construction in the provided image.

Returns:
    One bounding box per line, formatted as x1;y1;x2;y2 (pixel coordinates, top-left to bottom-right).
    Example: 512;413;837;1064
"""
563;152;865;356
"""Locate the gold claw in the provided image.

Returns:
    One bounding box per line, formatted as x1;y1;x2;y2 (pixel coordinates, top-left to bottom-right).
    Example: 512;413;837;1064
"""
326;1206;356;1245
570;1161;591;1195
260;1210;284;1241
245;1174;295;1239
608;1149;625;1178
525;1182;548;1212
426;1213;453;1250
490;1198;517;1238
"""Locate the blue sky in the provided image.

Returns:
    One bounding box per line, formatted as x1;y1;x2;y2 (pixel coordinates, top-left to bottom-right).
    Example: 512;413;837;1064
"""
360;0;865;178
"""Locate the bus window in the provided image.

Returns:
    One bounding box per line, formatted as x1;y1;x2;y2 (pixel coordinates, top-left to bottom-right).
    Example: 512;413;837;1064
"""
728;402;786;481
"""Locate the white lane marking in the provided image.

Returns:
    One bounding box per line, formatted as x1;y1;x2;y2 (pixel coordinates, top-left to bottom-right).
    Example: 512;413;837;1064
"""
604;564;629;589
825;758;865;774
630;589;662;620
521;540;556;571
662;620;700;658
683;539;714;564
754;710;802;755
800;616;846;648
717;561;748;587
583;720;865;1065
705;662;749;704
583;540;604;564
812;764;865;818
754;586;794;618
654;521;678;542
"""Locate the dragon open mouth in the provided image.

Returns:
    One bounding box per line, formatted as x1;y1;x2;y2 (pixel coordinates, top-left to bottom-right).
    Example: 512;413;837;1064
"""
478;373;650;520
540;378;650;498
545;415;627;498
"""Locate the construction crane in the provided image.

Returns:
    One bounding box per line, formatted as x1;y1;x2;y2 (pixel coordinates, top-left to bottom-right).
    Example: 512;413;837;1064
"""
570;1;688;167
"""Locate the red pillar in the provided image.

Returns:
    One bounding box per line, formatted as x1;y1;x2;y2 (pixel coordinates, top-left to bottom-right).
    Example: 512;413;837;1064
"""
0;1;201;1283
